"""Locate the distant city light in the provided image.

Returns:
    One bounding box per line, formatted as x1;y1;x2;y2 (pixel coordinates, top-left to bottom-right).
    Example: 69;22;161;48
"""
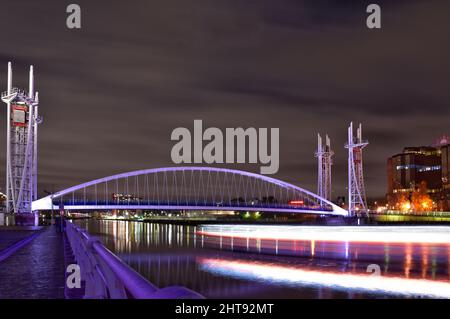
376;206;386;213
401;201;411;212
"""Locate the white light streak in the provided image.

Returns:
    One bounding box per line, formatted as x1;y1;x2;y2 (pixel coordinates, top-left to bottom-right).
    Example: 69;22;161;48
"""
199;257;450;298
198;225;450;244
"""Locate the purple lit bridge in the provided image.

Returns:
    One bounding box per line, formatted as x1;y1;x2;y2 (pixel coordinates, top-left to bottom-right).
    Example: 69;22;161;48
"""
32;167;348;216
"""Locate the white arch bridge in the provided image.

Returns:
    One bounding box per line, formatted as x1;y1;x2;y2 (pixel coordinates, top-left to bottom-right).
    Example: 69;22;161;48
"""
32;167;348;216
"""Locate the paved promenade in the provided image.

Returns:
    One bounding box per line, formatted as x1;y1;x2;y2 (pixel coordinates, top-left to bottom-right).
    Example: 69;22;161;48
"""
0;227;37;251
0;226;65;299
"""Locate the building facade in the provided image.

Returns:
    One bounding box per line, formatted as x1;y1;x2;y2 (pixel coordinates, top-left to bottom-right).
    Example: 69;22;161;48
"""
387;136;450;211
440;143;450;210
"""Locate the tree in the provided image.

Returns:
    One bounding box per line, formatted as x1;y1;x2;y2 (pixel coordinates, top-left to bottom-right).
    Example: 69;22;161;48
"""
411;181;434;213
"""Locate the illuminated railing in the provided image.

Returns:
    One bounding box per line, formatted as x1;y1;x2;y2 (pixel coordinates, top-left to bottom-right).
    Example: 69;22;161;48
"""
1;87;20;98
65;221;203;299
53;199;333;212
1;87;37;105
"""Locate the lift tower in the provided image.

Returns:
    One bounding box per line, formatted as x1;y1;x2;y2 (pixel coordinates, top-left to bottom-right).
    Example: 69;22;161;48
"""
345;122;369;216
1;62;41;219
315;134;333;201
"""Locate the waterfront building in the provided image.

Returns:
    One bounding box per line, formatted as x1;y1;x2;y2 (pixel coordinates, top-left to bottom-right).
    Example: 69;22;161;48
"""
387;135;450;211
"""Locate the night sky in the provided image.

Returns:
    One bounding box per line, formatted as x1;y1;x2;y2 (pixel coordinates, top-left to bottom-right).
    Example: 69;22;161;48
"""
0;0;449;200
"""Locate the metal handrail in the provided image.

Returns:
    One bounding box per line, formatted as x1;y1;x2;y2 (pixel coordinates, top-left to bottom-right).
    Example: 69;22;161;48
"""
65;221;203;299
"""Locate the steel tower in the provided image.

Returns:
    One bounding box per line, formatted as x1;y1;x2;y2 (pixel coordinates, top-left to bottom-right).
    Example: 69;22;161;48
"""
315;134;333;201
345;122;368;216
1;62;41;214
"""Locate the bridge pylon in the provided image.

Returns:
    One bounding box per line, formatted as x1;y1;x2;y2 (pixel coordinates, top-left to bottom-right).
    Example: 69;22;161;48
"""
315;134;333;201
1;62;42;224
345;122;369;217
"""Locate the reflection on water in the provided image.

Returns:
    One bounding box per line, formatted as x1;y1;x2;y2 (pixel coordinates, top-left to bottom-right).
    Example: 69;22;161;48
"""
76;219;450;298
198;257;450;298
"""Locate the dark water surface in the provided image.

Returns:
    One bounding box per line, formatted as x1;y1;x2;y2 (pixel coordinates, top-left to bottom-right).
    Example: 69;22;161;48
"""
75;219;450;299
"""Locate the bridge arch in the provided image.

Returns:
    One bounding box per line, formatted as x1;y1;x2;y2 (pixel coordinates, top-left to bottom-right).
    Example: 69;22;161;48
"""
32;167;348;216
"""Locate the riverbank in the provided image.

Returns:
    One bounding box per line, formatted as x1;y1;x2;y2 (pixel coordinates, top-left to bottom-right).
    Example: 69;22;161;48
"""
371;213;450;224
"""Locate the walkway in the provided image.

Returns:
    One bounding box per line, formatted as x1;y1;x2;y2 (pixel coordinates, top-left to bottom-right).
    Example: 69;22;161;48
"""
0;227;39;251
0;226;65;298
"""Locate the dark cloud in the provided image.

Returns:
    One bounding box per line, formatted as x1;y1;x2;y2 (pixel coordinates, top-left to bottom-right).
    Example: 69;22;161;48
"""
0;0;449;200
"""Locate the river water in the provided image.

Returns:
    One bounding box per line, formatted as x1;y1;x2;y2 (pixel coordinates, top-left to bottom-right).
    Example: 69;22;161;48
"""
75;219;450;299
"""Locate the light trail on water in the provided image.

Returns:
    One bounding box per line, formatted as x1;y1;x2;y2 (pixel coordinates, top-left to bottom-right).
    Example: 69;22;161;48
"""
199;257;450;298
197;225;450;244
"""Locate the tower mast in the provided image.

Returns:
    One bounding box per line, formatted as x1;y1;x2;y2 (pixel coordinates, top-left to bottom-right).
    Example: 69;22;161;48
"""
345;122;369;216
316;133;333;201
5;62;12;213
1;62;41;222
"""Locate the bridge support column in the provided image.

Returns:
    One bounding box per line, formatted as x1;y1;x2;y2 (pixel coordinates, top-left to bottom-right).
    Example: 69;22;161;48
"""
15;212;39;226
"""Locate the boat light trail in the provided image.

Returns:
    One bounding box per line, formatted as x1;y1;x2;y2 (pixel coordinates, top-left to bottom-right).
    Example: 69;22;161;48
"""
199;257;450;298
197;225;450;244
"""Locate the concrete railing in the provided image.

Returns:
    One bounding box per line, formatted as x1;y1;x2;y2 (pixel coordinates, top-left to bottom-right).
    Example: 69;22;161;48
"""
65;221;203;299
